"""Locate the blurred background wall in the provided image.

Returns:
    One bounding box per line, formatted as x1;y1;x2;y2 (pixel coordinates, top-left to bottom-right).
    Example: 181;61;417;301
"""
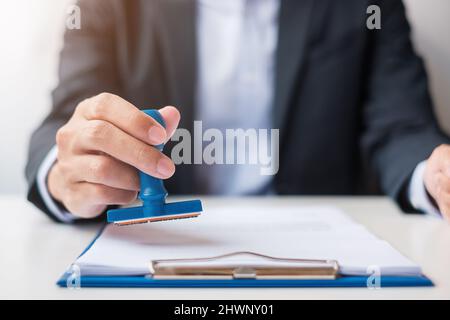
0;0;73;194
0;0;449;195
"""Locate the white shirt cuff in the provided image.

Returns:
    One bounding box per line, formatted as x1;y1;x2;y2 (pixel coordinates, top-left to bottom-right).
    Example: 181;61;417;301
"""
408;160;442;218
37;145;76;223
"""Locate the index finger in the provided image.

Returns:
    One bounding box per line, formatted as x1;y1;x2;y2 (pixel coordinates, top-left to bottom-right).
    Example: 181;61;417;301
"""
80;93;167;145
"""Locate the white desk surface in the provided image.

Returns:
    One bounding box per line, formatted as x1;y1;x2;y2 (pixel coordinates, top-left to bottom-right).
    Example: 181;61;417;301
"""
1;195;450;300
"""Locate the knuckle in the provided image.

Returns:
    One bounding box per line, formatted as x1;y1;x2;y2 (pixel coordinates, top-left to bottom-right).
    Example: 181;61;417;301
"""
91;185;110;202
85;120;109;142
126;109;140;124
135;145;148;163
75;98;89;115
90;100;107;120
97;92;115;101
89;158;111;181
89;93;114;119
136;146;155;171
55;126;70;146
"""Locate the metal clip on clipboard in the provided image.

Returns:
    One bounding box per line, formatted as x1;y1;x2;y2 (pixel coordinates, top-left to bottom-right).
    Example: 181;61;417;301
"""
150;252;339;280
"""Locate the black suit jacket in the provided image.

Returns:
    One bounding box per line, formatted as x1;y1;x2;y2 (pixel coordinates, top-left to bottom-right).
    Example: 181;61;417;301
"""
26;0;449;221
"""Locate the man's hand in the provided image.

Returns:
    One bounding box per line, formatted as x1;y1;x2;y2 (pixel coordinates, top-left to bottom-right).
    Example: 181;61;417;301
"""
424;144;450;221
47;93;181;219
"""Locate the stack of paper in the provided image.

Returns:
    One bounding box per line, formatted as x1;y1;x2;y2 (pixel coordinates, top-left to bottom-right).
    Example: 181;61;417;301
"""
75;205;421;277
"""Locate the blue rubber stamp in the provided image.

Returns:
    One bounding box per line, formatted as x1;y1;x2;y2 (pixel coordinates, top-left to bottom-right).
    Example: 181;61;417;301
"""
107;109;203;226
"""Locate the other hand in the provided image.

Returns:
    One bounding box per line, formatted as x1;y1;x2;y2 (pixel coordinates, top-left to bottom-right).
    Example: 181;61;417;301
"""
424;144;450;222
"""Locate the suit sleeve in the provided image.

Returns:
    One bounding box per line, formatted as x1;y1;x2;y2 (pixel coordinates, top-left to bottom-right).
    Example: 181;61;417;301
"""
25;0;122;220
361;0;450;212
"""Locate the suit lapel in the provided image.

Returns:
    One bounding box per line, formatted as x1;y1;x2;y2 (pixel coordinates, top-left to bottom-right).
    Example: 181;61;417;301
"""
273;0;315;131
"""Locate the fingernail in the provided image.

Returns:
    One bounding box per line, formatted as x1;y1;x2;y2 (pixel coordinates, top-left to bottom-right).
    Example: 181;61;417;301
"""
157;158;175;177
148;126;166;145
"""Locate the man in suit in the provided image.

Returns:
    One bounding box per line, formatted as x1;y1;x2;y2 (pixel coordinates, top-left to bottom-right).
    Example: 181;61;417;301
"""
26;0;450;223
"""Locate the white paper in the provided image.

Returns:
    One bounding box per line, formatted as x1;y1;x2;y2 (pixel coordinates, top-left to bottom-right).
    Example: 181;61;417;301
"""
75;205;421;277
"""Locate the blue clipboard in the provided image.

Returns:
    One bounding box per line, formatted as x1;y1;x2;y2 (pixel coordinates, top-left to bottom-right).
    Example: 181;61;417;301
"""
57;273;432;288
57;225;434;288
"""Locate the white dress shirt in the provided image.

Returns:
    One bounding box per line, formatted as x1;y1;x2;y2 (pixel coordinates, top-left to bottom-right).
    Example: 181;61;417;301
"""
37;0;441;221
195;0;279;194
